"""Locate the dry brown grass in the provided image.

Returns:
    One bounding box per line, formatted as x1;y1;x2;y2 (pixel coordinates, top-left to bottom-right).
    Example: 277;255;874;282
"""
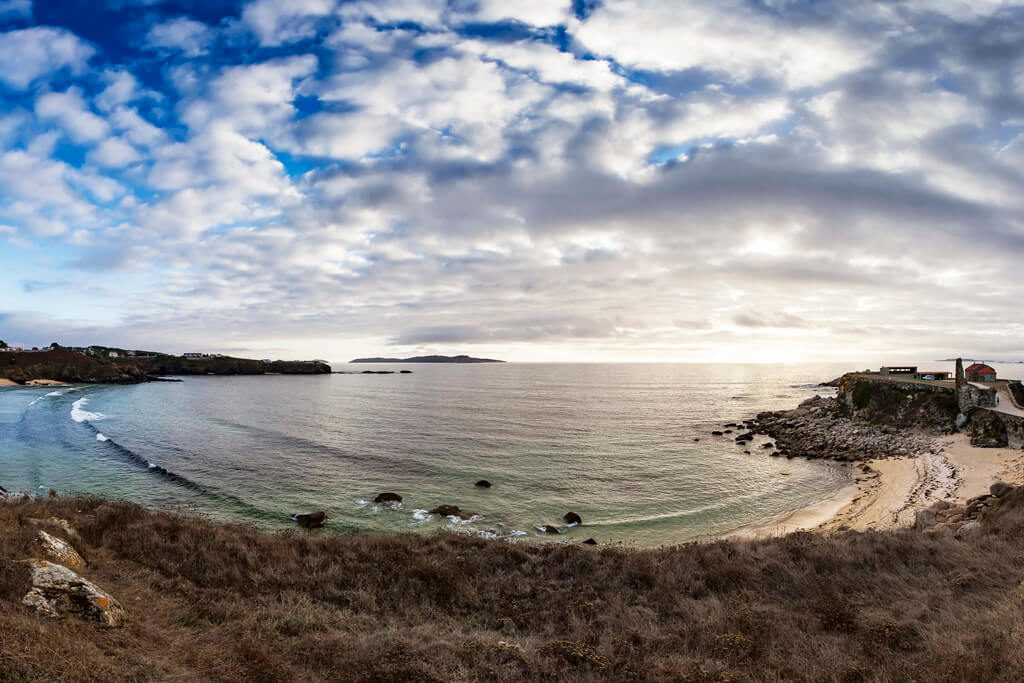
3;492;1024;681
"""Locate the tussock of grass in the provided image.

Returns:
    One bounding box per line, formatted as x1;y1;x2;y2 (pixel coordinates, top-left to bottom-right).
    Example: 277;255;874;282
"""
3;493;1024;681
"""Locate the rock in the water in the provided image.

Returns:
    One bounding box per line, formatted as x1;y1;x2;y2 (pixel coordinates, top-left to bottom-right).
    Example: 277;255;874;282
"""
373;492;403;504
400;370;413;374
537;524;560;535
990;481;1013;498
711;431;723;436
475;480;492;488
429;505;477;520
563;512;582;525
761;442;775;449
582;538;598;545
32;530;86;569
22;559;126;626
693;438;700;442
291;511;326;528
735;433;755;442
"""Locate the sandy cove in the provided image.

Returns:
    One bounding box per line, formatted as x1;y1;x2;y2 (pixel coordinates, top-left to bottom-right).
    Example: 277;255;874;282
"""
741;432;1024;538
0;378;67;387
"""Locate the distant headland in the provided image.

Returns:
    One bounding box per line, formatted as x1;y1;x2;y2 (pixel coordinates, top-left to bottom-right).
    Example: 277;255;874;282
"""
0;342;331;384
349;354;505;364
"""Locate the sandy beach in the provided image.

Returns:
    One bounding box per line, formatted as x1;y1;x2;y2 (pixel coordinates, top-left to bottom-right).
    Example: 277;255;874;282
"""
740;432;1024;538
0;378;17;386
24;379;67;386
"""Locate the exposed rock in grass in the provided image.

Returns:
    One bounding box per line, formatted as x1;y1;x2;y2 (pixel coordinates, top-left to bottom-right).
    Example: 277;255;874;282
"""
21;560;125;626
32;531;85;569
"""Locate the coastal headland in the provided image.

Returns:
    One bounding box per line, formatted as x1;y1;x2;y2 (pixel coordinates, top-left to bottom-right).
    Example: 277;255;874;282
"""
735;369;1024;537
0;348;331;384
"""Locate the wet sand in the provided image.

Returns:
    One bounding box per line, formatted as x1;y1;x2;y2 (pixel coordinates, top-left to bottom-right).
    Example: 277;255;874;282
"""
741;432;1024;538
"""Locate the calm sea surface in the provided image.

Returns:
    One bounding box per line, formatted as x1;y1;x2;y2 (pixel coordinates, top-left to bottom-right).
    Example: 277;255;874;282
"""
0;363;858;545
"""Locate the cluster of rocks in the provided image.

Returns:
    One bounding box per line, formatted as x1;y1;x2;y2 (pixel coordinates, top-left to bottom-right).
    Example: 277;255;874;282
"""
914;482;1016;537
747;395;939;461
3;514;127;627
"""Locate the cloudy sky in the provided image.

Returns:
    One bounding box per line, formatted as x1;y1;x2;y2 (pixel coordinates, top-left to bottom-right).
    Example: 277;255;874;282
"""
1;0;1023;363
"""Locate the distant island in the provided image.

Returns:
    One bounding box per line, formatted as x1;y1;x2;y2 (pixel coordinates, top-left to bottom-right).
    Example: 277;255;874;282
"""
350;354;505;363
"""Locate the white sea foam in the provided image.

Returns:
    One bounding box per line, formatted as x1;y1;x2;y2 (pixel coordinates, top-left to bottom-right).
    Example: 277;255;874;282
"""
411;509;430;521
70;397;104;423
46;390;62;397
96;433;109;442
147;462;158;469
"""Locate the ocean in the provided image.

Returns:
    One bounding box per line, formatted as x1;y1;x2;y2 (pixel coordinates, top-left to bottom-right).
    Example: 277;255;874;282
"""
0;362;856;545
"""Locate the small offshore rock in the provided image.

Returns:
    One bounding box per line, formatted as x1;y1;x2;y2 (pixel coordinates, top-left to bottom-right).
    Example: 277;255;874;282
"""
990;481;1013;498
537;524;560;535
22;559;126;627
563;512;582;525
761;442;775;449
33;530;86;569
582;538;598;545
400;370;413;374
373;492;403;504
735;433;755;442
711;431;723;436
430;504;461;517
475;480;492;488
291;511;326;528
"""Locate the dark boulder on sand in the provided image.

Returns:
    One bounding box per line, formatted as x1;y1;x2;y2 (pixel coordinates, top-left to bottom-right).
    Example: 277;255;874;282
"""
291;511;326;528
374;492;403;504
475;480;492;488
563;512;582;525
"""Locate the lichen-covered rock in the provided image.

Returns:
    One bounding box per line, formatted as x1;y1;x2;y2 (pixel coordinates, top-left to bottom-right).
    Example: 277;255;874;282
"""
27;517;79;539
22;560;126;627
32;530;86;569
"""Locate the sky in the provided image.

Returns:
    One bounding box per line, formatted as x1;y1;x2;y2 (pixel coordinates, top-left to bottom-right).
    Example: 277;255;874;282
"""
2;0;1024;364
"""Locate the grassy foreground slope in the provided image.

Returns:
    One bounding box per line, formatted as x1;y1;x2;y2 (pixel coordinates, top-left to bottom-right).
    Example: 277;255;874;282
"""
3;495;1024;681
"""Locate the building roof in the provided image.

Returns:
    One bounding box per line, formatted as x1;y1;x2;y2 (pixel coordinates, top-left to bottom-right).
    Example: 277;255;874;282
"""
965;363;996;374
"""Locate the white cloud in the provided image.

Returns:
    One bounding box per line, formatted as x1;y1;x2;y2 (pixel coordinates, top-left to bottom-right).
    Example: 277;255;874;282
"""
0;0;31;20
574;1;873;87
35;87;109;143
145;16;216;57
0;27;94;90
88;137;142;168
459;0;572;26
239;0;336;46
337;0;447;27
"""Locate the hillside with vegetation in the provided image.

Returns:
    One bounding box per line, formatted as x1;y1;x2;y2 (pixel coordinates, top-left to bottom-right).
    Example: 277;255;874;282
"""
3;489;1024;681
0;349;330;384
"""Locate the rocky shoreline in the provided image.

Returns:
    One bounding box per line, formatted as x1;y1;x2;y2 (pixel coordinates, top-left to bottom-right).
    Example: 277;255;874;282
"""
747;394;939;461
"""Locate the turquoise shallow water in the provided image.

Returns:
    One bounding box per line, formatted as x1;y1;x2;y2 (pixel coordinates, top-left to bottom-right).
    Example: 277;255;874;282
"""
0;363;854;545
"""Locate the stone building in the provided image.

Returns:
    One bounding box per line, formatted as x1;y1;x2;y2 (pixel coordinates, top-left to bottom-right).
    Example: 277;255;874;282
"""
965;363;997;382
